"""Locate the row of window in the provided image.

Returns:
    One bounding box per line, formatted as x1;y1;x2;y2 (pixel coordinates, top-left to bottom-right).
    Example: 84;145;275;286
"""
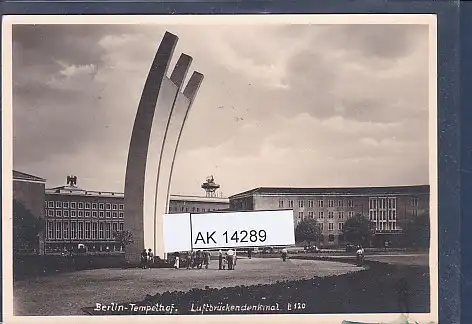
169;206;223;213
281;199;355;209
369;210;397;221
46;201;124;211
46;220;124;240
373;221;397;231
46;209;124;219
316;222;344;231
298;211;355;219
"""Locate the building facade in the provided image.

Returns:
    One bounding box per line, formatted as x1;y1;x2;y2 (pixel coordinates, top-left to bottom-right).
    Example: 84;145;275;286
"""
229;186;430;247
13;171;47;255
43;176;229;253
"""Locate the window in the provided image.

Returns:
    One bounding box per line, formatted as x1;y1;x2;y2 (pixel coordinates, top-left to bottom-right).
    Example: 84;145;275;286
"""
85;202;91;209
63;210;69;217
78;222;84;239
47;221;54;239
329;234;335;242
338;211;344;219
112;212;118;218
117;212;123;219
119;223;124;231
112;204;118;210
298;211;304;219
92;223;98;239
180;207;184;212
71;210;77;218
278;200;284;208
328;223;334;231
78;202;84;209
63;221;69;239
99;211;104;218
299;200;304;208
412;210;418;217
92;203;98;209
192;207;195;212
112;223;118;235
288;200;294;208
48;210;54;217
99;223;104;239
92;211;98;218
56;210;62;217
78;210;84;217
348;199;354;208
70;222;77;239
56;201;62;208
106;203;111;210
55;222;62;239
348;211;354;218
99;203;104;210
337;200;343;207
63;202;69;209
338;222;344;230
85;223;91;239
308;211;314;218
106;211;111;218
106;223;111;239
308;200;314;208
320;223;324;231
85;211;91;218
119;204;124;210
328;200;334;207
411;198;419;207
70;202;77;209
318;200;324;208
48;201;54;208
328;211;334;219
319;211;324;219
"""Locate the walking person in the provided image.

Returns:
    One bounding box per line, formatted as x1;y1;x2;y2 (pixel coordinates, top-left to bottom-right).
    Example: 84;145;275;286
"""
191;250;196;269
281;247;288;262
204;251;211;269
247;248;252;259
356;245;364;266
233;249;237;269
186;250;192;269
195;250;202;269
147;249;154;268
218;249;223;270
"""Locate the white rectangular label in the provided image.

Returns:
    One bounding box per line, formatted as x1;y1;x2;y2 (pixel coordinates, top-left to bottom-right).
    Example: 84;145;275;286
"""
191;210;295;249
162;213;191;253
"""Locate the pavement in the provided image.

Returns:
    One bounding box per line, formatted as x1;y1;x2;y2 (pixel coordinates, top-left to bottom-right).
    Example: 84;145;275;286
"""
13;258;361;316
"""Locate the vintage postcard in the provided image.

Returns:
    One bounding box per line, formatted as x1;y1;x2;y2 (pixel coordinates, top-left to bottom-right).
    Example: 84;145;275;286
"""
2;14;438;324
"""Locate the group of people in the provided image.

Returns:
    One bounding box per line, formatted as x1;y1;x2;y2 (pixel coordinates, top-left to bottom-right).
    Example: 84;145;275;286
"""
140;248;154;269
218;249;238;270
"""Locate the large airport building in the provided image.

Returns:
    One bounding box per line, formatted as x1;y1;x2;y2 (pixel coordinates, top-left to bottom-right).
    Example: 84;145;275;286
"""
13;170;429;253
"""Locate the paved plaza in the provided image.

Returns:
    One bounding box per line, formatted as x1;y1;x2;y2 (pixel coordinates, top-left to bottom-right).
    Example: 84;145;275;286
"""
14;257;361;316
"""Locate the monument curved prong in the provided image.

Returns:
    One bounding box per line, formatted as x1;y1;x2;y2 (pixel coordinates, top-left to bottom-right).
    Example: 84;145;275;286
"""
124;31;204;263
124;32;178;264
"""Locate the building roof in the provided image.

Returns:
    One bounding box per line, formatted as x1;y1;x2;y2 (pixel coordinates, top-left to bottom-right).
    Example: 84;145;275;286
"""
169;194;229;204
46;186;124;198
13;170;46;183
229;185;430;199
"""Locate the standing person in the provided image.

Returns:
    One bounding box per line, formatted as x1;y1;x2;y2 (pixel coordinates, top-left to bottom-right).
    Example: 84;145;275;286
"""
140;249;148;269
233;249;237;269
248;249;252;259
218;249;223;270
195;250;202;269
226;248;235;270
204;251;211;269
356;245;364;266
174;252;180;269
147;249;154;268
281;248;288;262
191;250;196;269
186;250;192;269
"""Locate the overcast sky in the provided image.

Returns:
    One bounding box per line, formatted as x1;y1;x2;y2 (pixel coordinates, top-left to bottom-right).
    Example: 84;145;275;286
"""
12;23;431;197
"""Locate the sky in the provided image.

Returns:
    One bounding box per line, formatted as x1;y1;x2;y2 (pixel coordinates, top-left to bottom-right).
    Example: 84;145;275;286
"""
11;22;431;197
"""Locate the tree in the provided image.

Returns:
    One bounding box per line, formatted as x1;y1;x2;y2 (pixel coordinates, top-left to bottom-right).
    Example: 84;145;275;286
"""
403;211;429;248
13;199;44;254
295;218;323;245
342;214;374;246
113;230;134;251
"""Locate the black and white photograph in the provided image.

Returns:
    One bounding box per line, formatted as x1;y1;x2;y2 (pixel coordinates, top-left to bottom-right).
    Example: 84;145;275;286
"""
2;15;437;324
